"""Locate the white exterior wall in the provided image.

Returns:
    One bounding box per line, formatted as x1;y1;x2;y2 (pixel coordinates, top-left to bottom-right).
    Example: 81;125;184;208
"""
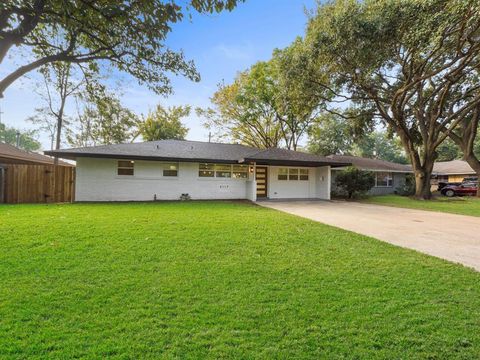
267;166;330;200
75;158;331;202
75;158;249;201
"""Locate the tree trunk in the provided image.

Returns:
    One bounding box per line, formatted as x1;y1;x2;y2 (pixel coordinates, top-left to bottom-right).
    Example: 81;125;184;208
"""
411;154;435;200
414;169;433;199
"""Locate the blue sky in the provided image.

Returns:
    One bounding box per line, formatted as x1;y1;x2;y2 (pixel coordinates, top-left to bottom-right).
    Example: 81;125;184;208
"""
0;0;317;150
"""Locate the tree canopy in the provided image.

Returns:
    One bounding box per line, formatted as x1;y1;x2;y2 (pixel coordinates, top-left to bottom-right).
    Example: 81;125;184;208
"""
0;124;40;151
138;105;190;141
303;0;480;198
0;0;242;98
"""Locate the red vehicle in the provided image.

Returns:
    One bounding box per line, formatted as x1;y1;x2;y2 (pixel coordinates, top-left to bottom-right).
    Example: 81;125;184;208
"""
441;182;478;197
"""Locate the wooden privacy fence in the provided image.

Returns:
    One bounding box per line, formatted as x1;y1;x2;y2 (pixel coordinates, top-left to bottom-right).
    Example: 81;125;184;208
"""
1;164;75;204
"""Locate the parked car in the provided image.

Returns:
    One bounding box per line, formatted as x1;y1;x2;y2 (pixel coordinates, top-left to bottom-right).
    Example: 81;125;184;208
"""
437;176;478;191
441;182;478;197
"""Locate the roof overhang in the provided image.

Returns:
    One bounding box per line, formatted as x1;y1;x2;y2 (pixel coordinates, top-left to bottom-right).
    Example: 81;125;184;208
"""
240;158;351;167
44;151;244;164
332;166;413;173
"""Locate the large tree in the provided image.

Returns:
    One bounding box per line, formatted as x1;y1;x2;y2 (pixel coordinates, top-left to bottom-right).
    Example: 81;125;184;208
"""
0;0;241;98
304;0;480;199
272;39;327;150
137;104;189;141
67;91;138;146
352;132;408;165
307;113;354;156
200;47;327;149
198;64;283;148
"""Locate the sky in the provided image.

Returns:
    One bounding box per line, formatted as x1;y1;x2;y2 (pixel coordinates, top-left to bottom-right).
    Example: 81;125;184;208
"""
0;0;317;150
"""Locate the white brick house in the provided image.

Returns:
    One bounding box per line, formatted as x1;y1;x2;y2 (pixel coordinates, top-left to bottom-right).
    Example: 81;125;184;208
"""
46;140;349;202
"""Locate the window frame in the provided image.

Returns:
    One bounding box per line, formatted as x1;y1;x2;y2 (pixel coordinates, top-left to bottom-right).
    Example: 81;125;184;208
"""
162;162;179;177
375;172;393;187
277;167;309;181
117;160;135;176
198;163;248;180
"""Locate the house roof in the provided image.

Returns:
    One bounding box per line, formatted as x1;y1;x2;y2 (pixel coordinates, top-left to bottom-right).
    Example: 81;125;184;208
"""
433;160;476;175
326;154;412;173
0;143;74;166
44;139;350;167
242;147;348;167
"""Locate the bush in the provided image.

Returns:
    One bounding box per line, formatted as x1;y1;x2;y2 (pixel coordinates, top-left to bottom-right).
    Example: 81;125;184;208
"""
396;174;415;196
335;167;375;199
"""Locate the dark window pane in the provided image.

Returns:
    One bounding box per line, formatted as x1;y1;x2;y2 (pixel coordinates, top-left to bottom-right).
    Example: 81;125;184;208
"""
118;168;134;176
163;170;178;177
118;160;134;168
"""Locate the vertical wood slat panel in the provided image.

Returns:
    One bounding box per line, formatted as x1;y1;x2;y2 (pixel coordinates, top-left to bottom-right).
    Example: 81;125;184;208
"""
3;165;75;204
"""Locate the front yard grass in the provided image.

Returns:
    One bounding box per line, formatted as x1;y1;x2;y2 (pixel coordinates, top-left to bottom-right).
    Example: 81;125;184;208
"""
1;201;480;359
363;194;480;217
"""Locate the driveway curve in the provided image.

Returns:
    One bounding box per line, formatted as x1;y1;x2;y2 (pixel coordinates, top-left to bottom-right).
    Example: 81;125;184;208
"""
259;200;480;271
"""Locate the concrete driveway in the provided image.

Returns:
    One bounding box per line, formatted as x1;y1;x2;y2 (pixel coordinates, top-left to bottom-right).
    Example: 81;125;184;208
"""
259;200;480;271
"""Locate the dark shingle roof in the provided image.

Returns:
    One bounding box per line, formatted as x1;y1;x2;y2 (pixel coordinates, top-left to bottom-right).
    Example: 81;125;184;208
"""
327;154;412;172
0;143;73;166
243;147;349;167
45;140;350;167
45;140;260;163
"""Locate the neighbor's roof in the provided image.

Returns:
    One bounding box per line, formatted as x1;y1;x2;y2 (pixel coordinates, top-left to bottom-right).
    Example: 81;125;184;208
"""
326;154;412;172
0;142;74;166
433;159;475;175
45;139;350;167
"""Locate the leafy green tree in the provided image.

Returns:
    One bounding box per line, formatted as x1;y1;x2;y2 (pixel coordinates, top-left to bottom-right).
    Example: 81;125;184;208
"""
435;139;462;162
0;0;241;98
138;105;190;141
352;132;408;164
0;124;40;151
199;46;328;150
67;92;138;146
307;113;354;155
335;167;375;199
304;0;480;199
272;39;328;150
198;63;283;149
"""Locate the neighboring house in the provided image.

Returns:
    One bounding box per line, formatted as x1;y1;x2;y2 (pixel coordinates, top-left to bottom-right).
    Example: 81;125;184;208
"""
0;143;75;204
432;160;476;183
45;140;349;202
326;155;412;196
0;143;73;166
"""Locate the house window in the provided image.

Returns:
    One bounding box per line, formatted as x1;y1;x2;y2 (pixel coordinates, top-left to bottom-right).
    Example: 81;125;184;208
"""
375;172;393;187
117;160;134;176
278;168;288;180
215;164;232;178
300;169;309;181
199;163;215;177
162;162;178;177
198;163;249;179
278;168;309;181
232;165;248;179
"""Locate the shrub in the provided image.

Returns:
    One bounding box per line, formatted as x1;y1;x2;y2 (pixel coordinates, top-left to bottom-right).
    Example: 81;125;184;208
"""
335;167;375;199
396;174;415;196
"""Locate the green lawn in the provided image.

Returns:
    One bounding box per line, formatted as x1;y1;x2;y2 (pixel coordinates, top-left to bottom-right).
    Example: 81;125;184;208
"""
363;194;480;217
1;202;479;359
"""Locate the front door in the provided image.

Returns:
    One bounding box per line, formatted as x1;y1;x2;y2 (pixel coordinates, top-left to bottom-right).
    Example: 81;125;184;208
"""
255;166;268;198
